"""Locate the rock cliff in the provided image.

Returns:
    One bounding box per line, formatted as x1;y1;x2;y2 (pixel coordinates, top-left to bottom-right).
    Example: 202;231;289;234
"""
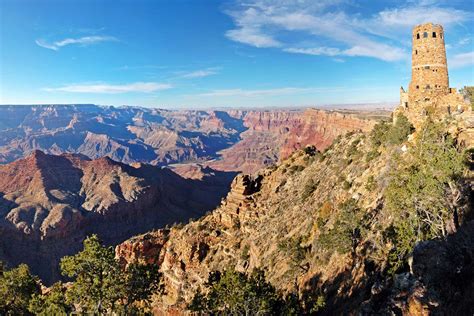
116;114;473;315
0;151;236;283
208;109;378;173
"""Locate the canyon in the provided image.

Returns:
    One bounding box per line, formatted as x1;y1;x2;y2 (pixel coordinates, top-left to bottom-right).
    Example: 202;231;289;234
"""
0;105;385;173
0;105;384;284
0;150;236;283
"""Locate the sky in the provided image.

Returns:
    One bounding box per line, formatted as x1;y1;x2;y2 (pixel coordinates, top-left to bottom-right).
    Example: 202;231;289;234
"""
0;0;473;109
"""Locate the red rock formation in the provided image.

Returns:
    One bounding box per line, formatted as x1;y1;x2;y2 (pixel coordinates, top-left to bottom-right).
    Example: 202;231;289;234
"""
209;109;377;173
0;151;236;284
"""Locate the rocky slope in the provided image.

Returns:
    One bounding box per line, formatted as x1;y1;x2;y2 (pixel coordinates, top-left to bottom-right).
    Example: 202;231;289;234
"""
116;112;474;314
0;151;236;283
0;105;384;173
208;109;377;173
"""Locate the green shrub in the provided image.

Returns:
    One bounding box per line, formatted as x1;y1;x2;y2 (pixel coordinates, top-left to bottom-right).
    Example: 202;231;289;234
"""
189;269;281;314
365;175;376;192
342;180;352;190
319;199;365;255
0;263;40;315
241;244;250;261
384;121;465;274
278;236;308;267
365;149;380;162
369;115;414;148
301;179;319;201
386;114;415;145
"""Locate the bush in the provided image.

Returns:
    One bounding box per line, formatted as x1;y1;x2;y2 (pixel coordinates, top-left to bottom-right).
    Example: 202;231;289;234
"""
278;236;308;268
365;149;380;162
0;263;40;315
301;179;319;201
319;199;365;255
347;138;361;157
189;269;281;315
241;244;250;261
369;115;414;148
386;114;415;145
29;282;70;315
460;86;474;110
342;180;352;190
384;121;465;274
365;175;376;192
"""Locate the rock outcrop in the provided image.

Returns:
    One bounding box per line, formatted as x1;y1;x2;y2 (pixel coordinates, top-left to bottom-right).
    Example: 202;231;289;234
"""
116;114;473;314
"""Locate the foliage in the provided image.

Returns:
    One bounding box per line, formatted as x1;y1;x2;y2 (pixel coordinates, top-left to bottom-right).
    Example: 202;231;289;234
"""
365;175;376;192
319;199;365;255
347;138;361;157
365;148;380;162
0;263;40;315
386;114;415;145
460;86;474;110
60;235;124;314
289;165;305;174
369;120;391;148
189;269;281;315
369;114;414;148
301;179;319;201
303;145;318;156
122;262;163;313
29;282;70;316
60;234;162;314
384;121;465;274
278;236;308;268
241;244;250;261
342;180;352;190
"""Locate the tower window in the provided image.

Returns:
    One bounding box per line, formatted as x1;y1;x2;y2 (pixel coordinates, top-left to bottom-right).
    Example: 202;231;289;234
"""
440;33;443;39
432;32;437;38
423;32;428;38
425;65;430;69
416;85;419;89
417;33;420;39
415;50;418;54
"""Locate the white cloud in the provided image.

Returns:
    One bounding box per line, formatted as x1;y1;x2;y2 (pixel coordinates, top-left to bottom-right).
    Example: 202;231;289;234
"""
284;47;341;56
226;28;282;48
44;82;172;94
36;36;117;51
182;69;219;78
224;0;471;62
449;52;474;69
284;43;406;62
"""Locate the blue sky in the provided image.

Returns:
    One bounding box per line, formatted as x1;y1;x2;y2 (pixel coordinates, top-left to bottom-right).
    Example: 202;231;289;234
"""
0;0;472;108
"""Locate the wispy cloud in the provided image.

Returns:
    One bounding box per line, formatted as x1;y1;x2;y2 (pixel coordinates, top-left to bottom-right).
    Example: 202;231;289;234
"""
35;36;117;51
224;0;472;62
284;47;341;56
449;52;474;69
44;82;172;94
181;68;220;79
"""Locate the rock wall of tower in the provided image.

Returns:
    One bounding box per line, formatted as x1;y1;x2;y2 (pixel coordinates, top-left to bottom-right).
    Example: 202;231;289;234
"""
408;23;449;104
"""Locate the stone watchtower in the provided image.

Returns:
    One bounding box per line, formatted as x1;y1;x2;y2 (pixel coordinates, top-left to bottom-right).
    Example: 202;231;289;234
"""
398;23;468;126
409;24;448;103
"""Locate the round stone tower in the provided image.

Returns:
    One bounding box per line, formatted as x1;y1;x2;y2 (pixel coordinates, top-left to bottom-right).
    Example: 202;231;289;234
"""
408;23;449;104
